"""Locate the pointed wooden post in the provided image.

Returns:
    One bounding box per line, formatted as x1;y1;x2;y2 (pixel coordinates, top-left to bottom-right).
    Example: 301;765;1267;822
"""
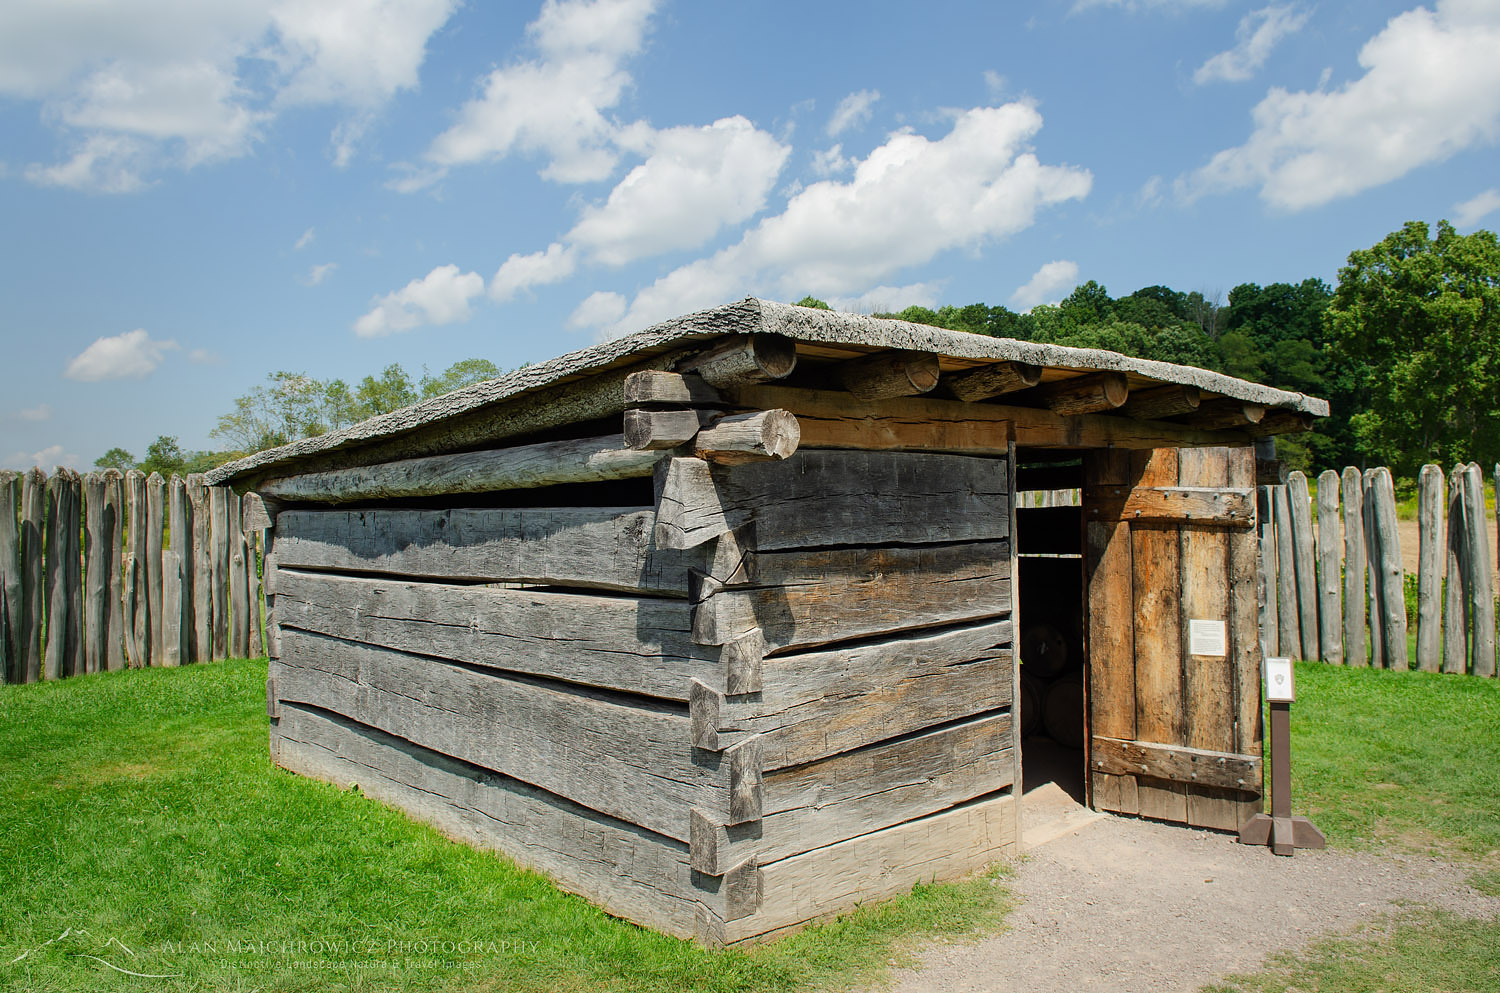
0;471;19;683
146;472;165;665
1444;464;1469;674
1463;463;1495;677
1371;468;1407;670
1363;469;1384;667
1340;467;1367;666
1273;486;1299;657
19;468;46;683
1415;465;1443;671
83;473;109;674
1315;469;1342;664
103;470;126;671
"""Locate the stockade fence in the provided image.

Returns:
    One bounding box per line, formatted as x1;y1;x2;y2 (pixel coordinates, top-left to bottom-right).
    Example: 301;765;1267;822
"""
1258;463;1498;676
0;468;266;684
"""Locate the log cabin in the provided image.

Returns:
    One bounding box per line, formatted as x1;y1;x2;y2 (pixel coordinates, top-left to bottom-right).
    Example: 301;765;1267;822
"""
210;297;1326;945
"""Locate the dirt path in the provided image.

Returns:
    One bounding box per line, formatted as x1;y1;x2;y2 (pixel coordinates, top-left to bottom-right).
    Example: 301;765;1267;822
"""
886;815;1498;993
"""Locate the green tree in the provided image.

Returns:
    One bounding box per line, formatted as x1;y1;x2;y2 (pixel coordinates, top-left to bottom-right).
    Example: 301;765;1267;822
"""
355;363;417;418
211;370;331;456
420;358;501;399
1328;219;1500;477
138;436;187;477
793;296;831;310
94;447;135;471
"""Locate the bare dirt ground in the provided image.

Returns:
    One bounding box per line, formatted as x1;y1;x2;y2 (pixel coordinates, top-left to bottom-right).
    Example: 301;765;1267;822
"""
885;814;1498;993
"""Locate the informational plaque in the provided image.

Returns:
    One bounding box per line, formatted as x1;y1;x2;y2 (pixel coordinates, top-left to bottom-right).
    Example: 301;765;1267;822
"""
1188;618;1227;657
1265;657;1295;702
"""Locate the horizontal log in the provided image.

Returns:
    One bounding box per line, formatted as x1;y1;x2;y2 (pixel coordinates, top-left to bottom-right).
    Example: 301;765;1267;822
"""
1246;409;1317;437
624;371;725;407
1083;486;1255;528
704;793;1017;945
273;506;715;596
679;334;797;387
625;409;718;450
693;410;800;463
695;712;1014;874
693;541;1011;652
728;384;1249;453
274;634;721;841
938;361;1042;402
1120;384;1200;420
691;619;1013;762
836;350;941;400
654;450;1010;551
1036;372;1129;415
273;569;723;700
1189;400;1267;431
272;704;702;939
258;433;664;503
1090;735;1262;793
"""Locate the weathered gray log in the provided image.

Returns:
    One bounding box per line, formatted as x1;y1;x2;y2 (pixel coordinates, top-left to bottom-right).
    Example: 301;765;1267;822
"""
1371;468;1408;669
189;475;211;663
168;475;192;663
1364;469;1384;667
1340;467;1367;666
83;473;108;674
693;541;1011;653
1463;463;1496;677
1444;465;1469;673
125;469;148;667
210;484;229;660
230;534;248;658
690;619;1012;764
274;506;725;597
1286;471;1319;662
272;703;702;940
146;472;164;665
100;471;124;671
19;468;46;683
1271;485;1300;657
0;471;18;683
161;549;182;667
1315;470;1343;663
1256;486;1278;657
836;349;941;400
1120;384;1201;421
624;409;717;450
1193;401;1267;431
273;568;723;700
247;531;262;658
677;333;797;388
938;361;1042;402
276;632;734;840
1416;464;1444;671
693;409;800;463
623;370;725;407
44;471;76;679
654;450;1010;551
258;434;665;504
1036;372;1128;416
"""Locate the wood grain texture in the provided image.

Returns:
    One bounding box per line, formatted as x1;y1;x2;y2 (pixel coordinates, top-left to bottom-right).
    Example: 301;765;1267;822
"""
938;361;1042;402
43;471;79;679
1120;385;1200;420
1090;737;1260;793
1083;452;1135;745
103;470;125;671
1192;401;1266;431
1364;470;1384;667
18;469;45;683
1341;467;1367;667
1416;464;1443;671
274;632;723;841
1371;468;1408;670
1037;372;1129;416
654;450;1009;551
678;333;797;387
1462;463;1495;677
623;371;725;407
693;410;800;463
836;349;941;400
0;472;18;683
1228;449;1263;784
1316;469;1344;665
272;703;702;940
210;483;228;661
1272;485;1300;658
1083;485;1253;528
146;472;165;665
272;568;721;700
1179;448;1232;759
126;470;149;667
83;473;107;675
258;434;666;504
248;531;262;659
1286;472;1319;662
1256;486;1277;658
1444;465;1468;674
624;408;716;449
168;475;193;664
692;542;1011;653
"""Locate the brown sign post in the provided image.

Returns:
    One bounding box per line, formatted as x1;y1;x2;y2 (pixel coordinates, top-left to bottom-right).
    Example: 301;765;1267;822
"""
1239;658;1325;855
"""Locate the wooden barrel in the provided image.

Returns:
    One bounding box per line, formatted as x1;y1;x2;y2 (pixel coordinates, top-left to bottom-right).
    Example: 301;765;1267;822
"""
1043;673;1084;748
1019;672;1044;739
1021;622;1069;679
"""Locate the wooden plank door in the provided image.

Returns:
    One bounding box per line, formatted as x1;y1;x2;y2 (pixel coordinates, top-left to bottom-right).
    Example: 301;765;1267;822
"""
1082;446;1263;830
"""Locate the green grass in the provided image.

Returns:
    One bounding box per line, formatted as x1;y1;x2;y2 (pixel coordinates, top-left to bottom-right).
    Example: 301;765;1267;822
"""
1203;911;1500;993
1287;661;1500;860
0;660;1012;993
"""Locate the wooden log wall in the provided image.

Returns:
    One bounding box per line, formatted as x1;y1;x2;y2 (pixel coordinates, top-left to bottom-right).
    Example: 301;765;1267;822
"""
1256;462;1500;677
265;363;1020;946
0;469;265;683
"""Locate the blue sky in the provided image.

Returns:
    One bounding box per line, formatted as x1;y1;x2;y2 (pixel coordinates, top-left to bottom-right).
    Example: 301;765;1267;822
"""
3;0;1499;469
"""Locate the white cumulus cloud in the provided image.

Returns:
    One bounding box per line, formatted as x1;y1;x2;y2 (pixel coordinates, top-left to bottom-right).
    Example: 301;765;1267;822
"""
3;445;81;472
1010;260;1081;311
565;116;789;266
1194;5;1310;84
1454;188;1500;228
14;404;52;422
568;290;627;329
65;329;179;380
827;282;945;315
353;264;484;336
415;0;657;186
489;243;578;302
601;103;1092;337
826;89;879;137
1182;0;1500;210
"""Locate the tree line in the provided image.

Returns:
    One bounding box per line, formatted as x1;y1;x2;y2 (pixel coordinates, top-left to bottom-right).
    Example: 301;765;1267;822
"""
96;220;1497;483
